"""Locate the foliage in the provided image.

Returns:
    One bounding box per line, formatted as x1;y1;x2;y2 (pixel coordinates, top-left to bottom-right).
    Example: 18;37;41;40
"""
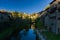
0;11;30;39
42;32;60;40
0;11;41;39
35;17;44;29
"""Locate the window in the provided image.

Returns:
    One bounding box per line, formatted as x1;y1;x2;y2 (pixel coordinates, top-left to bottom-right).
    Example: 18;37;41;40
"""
58;28;60;33
57;2;60;12
58;8;60;12
58;17;60;20
58;2;60;4
45;14;47;16
50;16;56;19
51;23;54;26
1;16;3;19
47;10;49;12
49;5;57;13
49;8;56;13
49;27;52;32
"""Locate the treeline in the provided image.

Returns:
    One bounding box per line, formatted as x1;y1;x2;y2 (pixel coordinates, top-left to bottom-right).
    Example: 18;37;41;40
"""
0;11;32;40
0;11;33;31
0;10;44;40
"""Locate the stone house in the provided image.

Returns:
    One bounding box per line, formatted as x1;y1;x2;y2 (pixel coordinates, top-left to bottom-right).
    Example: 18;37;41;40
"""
43;0;60;34
0;11;11;22
38;0;60;34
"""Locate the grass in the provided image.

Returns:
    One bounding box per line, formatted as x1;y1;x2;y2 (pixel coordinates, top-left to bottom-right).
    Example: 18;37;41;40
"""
0;27;16;40
42;31;60;40
0;22;24;40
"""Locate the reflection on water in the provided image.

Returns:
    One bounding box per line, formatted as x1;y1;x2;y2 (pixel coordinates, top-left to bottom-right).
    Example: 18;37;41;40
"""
19;29;36;40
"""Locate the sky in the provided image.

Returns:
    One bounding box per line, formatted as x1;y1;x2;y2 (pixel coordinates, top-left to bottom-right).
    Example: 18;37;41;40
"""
0;0;53;14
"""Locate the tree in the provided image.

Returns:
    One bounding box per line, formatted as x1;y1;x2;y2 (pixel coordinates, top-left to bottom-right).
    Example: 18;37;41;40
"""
35;17;44;29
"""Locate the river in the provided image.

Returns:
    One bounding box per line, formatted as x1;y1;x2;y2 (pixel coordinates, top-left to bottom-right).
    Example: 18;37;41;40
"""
11;29;36;40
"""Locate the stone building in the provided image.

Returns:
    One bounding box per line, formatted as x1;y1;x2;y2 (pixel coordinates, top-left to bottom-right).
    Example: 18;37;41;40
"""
0;11;11;22
39;0;60;34
47;0;60;34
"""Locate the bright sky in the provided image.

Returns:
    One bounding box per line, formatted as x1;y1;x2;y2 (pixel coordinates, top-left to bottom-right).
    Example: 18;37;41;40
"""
0;0;53;14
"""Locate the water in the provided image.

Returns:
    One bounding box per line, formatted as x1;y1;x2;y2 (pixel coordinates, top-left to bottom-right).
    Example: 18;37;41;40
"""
11;29;46;40
19;29;36;40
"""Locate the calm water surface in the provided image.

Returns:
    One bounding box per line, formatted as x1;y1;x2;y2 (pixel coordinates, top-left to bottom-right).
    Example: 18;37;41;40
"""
19;29;36;40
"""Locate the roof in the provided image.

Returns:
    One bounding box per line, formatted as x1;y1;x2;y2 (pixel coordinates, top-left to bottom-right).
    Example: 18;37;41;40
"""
50;0;56;4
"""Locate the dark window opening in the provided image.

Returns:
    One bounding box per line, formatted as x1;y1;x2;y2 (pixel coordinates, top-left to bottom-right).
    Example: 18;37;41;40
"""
47;10;49;12
1;16;3;19
58;17;60;20
49;9;56;13
1;12;8;15
58;2;60;4
51;23;54;26
45;14;47;16
58;8;60;12
50;16;56;19
58;28;59;33
49;6;57;13
49;27;52;32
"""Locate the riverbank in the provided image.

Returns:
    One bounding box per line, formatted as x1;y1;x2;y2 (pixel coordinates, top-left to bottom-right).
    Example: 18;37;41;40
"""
36;29;46;40
0;26;21;40
0;27;14;40
42;31;60;40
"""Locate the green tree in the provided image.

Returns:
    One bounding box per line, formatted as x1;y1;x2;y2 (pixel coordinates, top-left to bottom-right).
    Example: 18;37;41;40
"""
35;17;43;29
